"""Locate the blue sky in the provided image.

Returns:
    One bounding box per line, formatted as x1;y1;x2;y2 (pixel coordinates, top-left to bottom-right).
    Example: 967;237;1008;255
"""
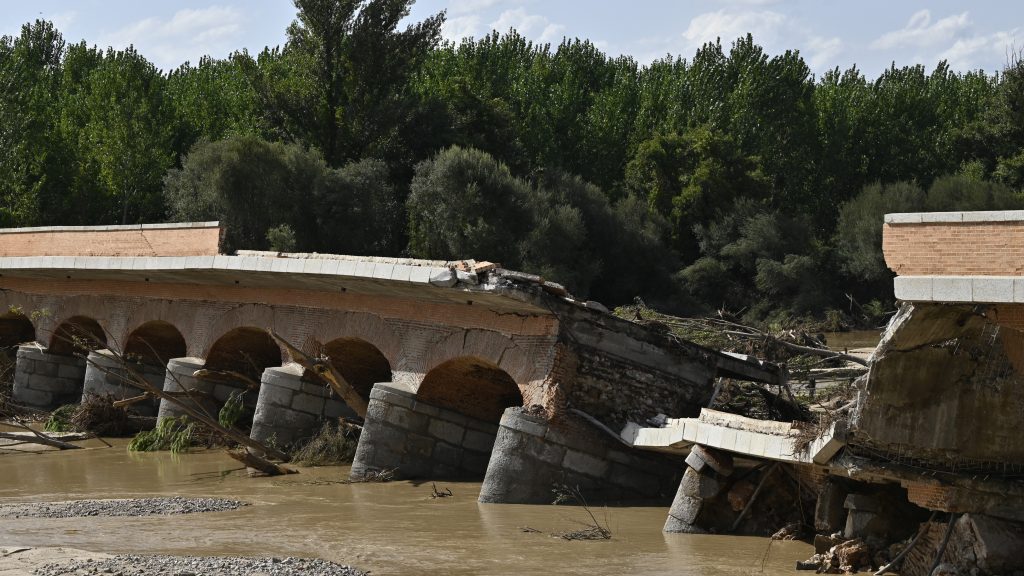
3;0;1020;77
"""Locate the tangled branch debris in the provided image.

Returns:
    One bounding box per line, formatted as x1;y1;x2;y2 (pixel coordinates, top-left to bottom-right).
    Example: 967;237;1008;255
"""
551;484;612;541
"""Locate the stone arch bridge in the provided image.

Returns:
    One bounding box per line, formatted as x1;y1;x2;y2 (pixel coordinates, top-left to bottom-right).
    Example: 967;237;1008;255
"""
0;222;779;503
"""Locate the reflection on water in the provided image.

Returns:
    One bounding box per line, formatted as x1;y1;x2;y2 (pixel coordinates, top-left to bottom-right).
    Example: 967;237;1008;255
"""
0;443;810;575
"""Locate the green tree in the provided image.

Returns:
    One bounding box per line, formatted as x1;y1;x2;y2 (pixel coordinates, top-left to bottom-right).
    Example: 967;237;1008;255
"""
277;0;443;165
78;47;173;223
0;20;71;226
163;135;324;251
625;127;768;259
314;158;403;256
406;145;532;264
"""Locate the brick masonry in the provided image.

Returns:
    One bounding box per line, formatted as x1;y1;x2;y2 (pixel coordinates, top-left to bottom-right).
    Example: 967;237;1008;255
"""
0;278;559;407
250;364;355;449
883;220;1024;277
12;345;87;411
0;223;221;258
350;382;500;480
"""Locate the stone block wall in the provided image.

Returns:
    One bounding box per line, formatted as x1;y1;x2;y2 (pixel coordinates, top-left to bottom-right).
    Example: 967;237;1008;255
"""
12;345;87;411
351;382;499;480
81;349;165;416
156;357;219;421
250;363;354;449
478;407;682;504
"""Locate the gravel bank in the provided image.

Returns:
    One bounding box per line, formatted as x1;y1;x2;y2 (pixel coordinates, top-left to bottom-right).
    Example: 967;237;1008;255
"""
0;496;247;519
33;554;367;576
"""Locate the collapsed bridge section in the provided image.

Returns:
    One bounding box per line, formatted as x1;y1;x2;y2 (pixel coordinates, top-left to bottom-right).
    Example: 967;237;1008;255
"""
0;222;779;504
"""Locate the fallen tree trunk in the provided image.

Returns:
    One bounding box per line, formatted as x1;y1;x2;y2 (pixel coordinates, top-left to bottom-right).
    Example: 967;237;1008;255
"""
723;330;868;367
0;429;82;450
85;354;291;463
226;448;298;476
268;329;368;418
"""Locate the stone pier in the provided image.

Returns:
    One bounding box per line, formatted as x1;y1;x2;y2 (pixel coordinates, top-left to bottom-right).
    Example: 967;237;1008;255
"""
478;407;681;504
156;357;218;421
350;382;499;480
81;349;165;416
250;363;354;450
11;344;87;411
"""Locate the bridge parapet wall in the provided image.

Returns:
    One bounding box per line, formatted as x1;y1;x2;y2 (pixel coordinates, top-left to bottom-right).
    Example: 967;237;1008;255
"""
884;211;1024;303
0;222;221;258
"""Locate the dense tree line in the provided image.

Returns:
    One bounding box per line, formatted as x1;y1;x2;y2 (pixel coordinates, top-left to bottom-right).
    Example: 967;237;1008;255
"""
2;0;1024;326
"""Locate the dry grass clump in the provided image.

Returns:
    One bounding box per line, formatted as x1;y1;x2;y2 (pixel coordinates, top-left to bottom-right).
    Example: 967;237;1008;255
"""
291;420;360;466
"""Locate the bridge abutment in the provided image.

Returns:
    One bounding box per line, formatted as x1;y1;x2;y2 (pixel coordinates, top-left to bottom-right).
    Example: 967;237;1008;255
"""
250;364;354;449
12;344;87;411
478;407;681;504
81;349;165;416
350;382;498;480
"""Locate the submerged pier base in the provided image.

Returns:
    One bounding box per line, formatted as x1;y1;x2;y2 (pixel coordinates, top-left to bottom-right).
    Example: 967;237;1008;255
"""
81;349;165;416
250;363;354;449
350;382;498;480
479;407;680;504
11;344;87;411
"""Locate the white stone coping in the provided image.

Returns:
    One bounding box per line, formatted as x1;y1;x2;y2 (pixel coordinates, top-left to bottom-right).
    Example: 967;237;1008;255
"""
622;415;845;465
893;275;1024;303
0;221;220;234
236;250;452;267
885;211;1024;224
0;254;455;287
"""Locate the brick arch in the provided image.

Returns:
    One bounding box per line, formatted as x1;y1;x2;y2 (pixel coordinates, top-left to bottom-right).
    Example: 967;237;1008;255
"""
0;312;35;349
49;315;107;356
205;326;282;381
124;321;187;366
304;312;402;371
417;356;523;423
200;304;283;358
419;329;551;389
321;337;393;400
120;299;204;356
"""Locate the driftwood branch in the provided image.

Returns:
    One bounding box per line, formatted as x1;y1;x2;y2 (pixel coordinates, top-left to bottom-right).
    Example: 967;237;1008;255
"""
0;418;84;450
723;331;868;367
268;329;368;418
226;448;297;476
84;353;291;463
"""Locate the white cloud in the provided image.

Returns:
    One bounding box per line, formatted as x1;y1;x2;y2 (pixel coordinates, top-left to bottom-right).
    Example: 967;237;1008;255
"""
490;8;565;44
98;5;244;70
712;0;782;5
681;8;786;48
938;28;1020;70
442;14;482;42
871;10;970;50
49;10;78;33
806;35;843;71
448;0;504;15
667;8;843;72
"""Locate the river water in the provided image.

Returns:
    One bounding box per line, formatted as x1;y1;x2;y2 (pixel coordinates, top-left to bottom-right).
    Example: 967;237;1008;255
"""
0;441;812;575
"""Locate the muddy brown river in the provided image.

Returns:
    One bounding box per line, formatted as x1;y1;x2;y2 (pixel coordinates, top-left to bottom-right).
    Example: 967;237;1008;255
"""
0;440;812;575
